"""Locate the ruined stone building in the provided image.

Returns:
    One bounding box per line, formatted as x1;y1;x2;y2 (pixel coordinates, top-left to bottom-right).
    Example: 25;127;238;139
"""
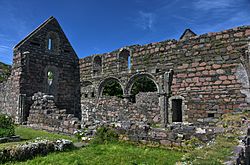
0;16;250;133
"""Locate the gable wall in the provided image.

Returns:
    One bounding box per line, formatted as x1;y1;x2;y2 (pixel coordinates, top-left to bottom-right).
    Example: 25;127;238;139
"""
0;18;81;123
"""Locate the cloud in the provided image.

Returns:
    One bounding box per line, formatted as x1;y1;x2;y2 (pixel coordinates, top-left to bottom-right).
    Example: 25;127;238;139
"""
193;0;237;10
135;11;156;31
195;10;250;35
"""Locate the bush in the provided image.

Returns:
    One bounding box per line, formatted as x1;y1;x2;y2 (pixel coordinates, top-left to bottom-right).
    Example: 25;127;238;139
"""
91;126;118;144
0;114;15;137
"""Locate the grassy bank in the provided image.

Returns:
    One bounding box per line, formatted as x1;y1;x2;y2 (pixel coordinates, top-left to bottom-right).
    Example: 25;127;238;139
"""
181;112;249;164
1;126;184;165
0;126;77;149
6;142;183;165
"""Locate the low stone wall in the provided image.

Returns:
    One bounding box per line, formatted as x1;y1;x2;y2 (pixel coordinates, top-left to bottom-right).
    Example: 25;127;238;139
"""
0;136;20;143
81;92;160;127
0;139;73;163
27;92;81;134
110;122;216;147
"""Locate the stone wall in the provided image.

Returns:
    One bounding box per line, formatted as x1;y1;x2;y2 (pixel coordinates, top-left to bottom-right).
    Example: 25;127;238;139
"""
81;92;160;127
80;25;250;124
0;17;81;123
0;139;73;164
0;50;24;122
27;92;80;134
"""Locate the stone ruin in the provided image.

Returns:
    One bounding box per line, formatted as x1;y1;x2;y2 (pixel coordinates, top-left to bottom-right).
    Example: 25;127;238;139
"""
0;16;249;150
28;92;80;134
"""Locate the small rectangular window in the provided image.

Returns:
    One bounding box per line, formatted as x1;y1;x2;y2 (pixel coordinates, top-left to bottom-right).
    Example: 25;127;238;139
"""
91;92;95;98
48;38;52;50
208;113;214;117
128;55;131;70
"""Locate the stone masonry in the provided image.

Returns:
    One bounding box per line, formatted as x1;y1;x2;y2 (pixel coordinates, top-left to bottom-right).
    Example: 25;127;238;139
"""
0;17;80;124
0;16;250;134
28;92;80;134
80;26;250;126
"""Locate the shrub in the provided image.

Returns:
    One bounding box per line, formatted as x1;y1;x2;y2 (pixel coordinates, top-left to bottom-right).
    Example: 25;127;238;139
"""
0;114;15;137
91;126;118;144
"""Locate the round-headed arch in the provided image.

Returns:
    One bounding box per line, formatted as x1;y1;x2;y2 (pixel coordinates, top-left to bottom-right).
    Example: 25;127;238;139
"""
118;48;131;71
92;55;102;76
125;73;159;95
98;77;124;97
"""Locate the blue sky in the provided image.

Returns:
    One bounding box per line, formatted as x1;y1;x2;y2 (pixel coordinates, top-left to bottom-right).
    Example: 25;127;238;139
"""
0;0;250;64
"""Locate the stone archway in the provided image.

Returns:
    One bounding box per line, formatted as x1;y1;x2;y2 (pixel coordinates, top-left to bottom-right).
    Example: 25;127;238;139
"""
125;72;160;95
97;77;124;97
117;48;131;72
92;55;102;76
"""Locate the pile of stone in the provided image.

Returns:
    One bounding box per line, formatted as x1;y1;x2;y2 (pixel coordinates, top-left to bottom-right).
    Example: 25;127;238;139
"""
0;135;20;143
28;92;80;134
225;126;250;165
0;139;73;163
80;119;216;148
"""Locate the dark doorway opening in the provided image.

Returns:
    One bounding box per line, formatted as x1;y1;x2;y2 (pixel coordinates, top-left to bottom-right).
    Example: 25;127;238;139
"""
172;99;182;122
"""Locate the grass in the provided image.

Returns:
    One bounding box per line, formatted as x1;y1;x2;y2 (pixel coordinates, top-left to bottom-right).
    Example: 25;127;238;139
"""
15;126;77;142
6;142;183;165
181;112;249;165
1;126;183;165
0;126;77;149
2;112;248;165
182;135;238;165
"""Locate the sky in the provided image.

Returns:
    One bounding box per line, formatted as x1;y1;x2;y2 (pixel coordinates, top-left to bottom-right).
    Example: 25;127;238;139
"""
0;0;250;64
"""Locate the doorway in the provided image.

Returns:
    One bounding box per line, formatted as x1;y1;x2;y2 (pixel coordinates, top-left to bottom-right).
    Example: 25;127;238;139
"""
172;99;182;122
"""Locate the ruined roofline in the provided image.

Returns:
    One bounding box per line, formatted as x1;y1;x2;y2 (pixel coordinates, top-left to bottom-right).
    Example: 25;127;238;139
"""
13;16;78;59
14;16;55;50
79;44;141;61
79;24;250;61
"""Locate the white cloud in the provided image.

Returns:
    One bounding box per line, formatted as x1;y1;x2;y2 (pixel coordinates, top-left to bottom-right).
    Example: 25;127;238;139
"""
135;11;156;31
195;10;250;35
193;0;237;10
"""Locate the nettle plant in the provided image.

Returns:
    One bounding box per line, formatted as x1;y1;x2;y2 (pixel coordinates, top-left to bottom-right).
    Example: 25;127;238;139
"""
0;114;15;137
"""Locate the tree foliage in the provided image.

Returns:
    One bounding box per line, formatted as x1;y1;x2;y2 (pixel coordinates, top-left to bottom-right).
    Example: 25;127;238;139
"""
131;77;157;95
102;77;157;99
0;114;15;137
102;80;123;97
0;62;11;82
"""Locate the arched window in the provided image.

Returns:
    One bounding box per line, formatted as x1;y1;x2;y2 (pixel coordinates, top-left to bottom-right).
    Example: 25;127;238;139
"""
47;70;54;94
47;70;54;86
131;76;157;94
118;49;131;72
98;77;123;97
129;76;157;102
44;66;58;97
102;79;123;97
93;56;102;76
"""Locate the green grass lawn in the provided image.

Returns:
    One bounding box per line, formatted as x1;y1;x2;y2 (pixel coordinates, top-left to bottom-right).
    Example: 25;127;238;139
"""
0;126;77;149
1;126;184;165
6;142;183;165
182;112;250;165
15;126;77;142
